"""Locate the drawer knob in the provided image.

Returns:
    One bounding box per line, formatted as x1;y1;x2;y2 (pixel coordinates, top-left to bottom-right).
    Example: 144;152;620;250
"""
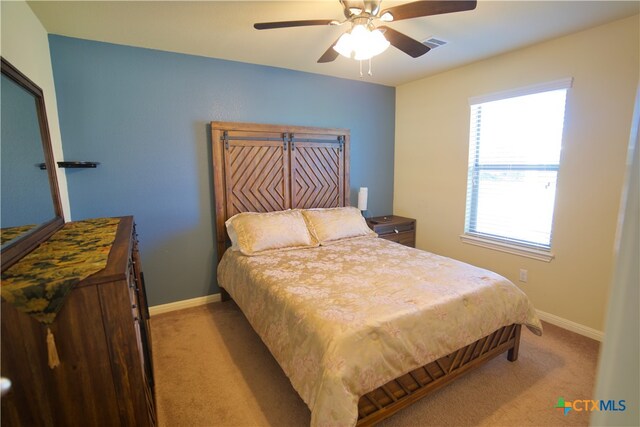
394;228;399;233
0;377;12;396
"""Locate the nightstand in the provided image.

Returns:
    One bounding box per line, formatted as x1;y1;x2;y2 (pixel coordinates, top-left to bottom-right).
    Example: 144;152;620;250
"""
366;215;416;248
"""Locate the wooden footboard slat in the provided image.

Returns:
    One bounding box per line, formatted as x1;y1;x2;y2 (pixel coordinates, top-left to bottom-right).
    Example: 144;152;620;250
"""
393;377;412;396
421;366;435;383
458;342;475;369
497;325;509;344
434;358;448;376
365;393;383;410
380;385;398;402
408;371;424;387
504;325;513;342
357;324;522;426
448;349;463;374
489;328;502;348
358;403;368;420
467;340;481;362
479;334;492;355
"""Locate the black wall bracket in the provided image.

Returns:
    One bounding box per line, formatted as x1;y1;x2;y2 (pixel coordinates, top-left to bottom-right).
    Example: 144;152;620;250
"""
38;161;100;170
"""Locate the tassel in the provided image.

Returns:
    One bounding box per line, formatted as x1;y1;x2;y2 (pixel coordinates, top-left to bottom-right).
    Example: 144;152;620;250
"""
46;327;60;369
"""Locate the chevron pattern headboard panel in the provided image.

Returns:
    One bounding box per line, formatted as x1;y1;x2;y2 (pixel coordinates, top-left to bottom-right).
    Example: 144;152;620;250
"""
211;121;350;260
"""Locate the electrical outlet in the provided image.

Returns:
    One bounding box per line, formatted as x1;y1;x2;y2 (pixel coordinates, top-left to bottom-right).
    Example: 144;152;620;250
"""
519;269;528;283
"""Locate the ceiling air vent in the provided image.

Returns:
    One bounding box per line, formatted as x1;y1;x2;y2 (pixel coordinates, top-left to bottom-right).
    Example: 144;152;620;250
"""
422;37;448;50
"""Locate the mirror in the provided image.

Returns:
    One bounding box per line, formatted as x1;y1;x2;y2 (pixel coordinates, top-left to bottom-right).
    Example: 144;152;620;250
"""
1;57;64;270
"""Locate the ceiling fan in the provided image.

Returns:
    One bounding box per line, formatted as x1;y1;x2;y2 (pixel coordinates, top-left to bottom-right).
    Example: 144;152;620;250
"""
254;1;477;65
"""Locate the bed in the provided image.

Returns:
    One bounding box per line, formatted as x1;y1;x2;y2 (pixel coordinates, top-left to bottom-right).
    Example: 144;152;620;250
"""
211;121;542;426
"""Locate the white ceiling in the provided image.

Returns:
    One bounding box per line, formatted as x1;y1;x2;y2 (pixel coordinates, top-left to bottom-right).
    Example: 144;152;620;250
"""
28;1;640;87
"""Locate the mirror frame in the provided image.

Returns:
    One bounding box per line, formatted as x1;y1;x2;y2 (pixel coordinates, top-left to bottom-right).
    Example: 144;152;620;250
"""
1;57;64;271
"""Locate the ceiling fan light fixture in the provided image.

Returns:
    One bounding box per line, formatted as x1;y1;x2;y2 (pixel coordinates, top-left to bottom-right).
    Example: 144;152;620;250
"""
333;25;390;60
380;11;394;22
333;31;354;58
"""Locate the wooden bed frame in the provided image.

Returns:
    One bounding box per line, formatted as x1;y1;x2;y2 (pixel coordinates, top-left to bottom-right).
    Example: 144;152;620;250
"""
211;121;522;425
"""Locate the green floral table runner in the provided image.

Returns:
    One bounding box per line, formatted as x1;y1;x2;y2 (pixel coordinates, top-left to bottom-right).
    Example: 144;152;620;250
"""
1;217;121;324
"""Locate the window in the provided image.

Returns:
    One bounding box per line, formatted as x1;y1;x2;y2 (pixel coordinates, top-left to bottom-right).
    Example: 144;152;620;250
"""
462;79;572;261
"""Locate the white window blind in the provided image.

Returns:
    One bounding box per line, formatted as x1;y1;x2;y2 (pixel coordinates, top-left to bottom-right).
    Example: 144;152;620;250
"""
464;79;571;251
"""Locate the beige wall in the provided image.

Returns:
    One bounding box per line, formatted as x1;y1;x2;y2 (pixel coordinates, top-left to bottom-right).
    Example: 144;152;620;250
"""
394;15;639;332
1;0;71;219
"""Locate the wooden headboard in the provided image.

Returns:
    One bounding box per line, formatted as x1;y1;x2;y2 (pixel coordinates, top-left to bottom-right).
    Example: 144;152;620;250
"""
211;121;350;260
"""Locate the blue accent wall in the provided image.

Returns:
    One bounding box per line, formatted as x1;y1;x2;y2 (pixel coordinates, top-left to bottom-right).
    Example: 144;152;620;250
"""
49;35;395;305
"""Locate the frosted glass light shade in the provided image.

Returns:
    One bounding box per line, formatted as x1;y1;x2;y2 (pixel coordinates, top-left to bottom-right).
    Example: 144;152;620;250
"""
333;25;390;60
358;187;368;211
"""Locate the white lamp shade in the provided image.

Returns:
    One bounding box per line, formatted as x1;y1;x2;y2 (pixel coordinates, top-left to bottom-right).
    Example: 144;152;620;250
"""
358;187;368;211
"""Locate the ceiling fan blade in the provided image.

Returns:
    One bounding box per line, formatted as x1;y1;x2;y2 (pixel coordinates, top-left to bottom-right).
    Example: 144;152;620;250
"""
378;26;430;58
380;1;477;22
317;38;341;63
254;20;334;30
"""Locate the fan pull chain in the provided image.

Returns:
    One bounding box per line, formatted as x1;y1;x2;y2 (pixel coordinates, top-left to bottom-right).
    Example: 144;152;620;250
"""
357;59;374;78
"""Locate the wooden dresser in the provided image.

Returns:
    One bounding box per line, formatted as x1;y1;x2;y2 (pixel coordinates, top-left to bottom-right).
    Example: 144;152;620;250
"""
367;215;416;248
0;216;155;426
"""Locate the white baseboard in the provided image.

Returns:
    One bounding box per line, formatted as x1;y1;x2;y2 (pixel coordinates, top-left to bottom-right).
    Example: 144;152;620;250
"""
536;309;604;342
149;293;221;316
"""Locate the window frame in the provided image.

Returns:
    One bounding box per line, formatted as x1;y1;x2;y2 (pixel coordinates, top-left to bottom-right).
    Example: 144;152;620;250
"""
460;78;573;262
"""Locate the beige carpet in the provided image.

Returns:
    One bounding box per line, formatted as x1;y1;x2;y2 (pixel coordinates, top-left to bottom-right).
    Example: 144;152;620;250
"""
151;301;600;427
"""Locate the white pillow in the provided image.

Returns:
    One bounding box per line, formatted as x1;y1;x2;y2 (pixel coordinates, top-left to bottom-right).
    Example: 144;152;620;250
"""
225;210;319;256
300;207;376;245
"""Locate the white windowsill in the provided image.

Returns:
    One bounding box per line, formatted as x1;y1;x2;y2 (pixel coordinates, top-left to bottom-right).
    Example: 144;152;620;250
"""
459;234;555;262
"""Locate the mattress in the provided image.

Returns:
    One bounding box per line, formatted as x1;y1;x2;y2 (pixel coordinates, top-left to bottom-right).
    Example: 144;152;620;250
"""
217;236;542;427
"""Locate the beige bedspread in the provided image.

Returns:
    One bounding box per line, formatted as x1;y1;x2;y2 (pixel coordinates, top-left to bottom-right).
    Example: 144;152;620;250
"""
217;236;542;427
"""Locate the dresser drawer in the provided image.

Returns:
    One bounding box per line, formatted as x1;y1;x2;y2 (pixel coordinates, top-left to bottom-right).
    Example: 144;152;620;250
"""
367;215;416;248
379;230;415;247
374;221;415;236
